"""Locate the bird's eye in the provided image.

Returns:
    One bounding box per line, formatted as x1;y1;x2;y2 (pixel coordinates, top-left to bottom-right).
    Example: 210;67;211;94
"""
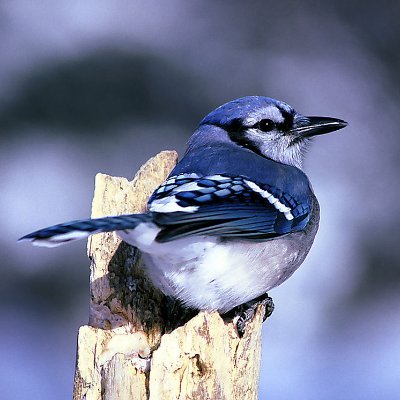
256;119;275;132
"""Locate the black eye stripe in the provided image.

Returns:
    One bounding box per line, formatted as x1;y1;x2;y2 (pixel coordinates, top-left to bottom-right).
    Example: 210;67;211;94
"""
227;118;244;131
214;107;294;133
276;107;294;131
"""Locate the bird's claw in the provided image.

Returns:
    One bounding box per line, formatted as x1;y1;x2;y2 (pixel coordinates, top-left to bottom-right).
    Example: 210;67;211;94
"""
231;293;275;337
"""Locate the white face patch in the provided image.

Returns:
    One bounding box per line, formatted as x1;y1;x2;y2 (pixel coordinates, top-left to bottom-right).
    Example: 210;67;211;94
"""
243;105;285;126
232;103;308;169
244;180;294;221
243;127;308;169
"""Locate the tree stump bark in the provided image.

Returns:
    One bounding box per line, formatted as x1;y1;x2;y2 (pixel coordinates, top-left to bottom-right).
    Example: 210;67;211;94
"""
72;151;265;400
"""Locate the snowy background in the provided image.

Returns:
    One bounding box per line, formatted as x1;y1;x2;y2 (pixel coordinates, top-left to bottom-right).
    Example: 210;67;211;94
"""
1;1;400;399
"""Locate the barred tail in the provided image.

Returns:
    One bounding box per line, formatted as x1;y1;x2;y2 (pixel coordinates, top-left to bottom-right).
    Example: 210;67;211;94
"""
18;214;151;248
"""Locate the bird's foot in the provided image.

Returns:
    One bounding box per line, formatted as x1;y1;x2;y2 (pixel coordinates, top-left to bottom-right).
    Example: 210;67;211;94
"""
229;293;274;337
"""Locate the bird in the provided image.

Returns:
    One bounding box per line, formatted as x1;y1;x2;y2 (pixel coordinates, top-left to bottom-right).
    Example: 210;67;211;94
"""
19;96;347;325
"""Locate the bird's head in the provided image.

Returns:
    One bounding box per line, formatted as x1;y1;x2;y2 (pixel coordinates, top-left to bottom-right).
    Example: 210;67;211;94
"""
199;96;347;169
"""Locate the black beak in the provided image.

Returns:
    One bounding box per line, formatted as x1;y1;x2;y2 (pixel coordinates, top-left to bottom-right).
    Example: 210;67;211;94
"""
293;116;348;138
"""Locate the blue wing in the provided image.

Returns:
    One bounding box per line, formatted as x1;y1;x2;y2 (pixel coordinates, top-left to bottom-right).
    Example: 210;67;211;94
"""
148;174;312;243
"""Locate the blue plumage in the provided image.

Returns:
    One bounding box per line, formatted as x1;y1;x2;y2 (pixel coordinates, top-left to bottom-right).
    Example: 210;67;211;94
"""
19;96;347;314
148;173;310;242
199;96;294;127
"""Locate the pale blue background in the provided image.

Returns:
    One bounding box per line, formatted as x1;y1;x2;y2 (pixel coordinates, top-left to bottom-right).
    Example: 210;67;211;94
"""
1;1;399;399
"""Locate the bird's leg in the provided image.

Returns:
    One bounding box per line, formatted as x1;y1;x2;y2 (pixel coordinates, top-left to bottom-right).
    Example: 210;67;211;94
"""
225;293;274;337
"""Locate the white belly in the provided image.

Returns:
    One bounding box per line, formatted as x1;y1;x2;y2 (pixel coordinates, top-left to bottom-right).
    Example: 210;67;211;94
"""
118;220;317;313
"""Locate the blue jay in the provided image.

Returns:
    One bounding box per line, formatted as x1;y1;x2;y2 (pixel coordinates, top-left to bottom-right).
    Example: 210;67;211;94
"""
20;96;347;320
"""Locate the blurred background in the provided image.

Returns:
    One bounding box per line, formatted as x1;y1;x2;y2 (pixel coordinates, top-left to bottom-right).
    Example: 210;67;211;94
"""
1;1;399;399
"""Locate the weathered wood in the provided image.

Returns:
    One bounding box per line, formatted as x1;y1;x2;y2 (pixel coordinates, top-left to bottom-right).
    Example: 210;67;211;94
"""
149;311;264;400
72;151;265;400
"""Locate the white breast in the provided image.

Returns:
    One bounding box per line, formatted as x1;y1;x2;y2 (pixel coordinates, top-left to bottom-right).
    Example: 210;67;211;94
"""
117;221;317;313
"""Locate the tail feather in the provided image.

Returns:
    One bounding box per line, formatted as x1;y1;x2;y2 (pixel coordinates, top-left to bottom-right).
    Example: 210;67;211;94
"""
19;214;151;248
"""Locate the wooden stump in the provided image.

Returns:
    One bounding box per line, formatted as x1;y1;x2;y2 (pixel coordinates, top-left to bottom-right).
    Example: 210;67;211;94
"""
72;151;265;400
